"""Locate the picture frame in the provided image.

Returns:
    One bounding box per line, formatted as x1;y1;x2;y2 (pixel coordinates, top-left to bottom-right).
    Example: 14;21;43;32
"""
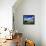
23;15;35;24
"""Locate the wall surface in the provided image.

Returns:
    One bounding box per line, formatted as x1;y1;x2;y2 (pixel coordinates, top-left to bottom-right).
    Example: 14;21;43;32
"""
0;0;16;30
0;0;16;38
41;0;46;46
13;0;41;46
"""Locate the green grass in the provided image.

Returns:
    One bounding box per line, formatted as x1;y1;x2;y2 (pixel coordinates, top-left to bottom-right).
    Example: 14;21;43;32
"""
23;21;34;24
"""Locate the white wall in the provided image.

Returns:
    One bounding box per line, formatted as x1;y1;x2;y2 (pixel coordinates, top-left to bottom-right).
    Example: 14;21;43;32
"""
13;0;41;46
0;0;16;30
41;0;46;46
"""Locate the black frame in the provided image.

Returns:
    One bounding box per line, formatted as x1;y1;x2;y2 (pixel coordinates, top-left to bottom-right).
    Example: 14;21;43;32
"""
23;15;35;25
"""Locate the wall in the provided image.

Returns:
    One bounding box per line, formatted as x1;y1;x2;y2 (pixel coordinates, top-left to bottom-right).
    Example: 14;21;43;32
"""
41;0;46;46
13;0;41;46
0;0;16;30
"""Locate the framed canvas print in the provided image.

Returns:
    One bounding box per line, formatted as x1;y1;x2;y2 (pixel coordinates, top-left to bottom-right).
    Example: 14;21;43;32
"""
23;15;35;24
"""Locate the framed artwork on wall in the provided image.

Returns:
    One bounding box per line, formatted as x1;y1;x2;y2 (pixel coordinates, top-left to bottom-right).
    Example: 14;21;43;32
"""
23;15;35;25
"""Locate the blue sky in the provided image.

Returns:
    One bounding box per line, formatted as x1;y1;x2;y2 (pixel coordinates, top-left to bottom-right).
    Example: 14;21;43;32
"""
23;15;34;21
23;15;34;18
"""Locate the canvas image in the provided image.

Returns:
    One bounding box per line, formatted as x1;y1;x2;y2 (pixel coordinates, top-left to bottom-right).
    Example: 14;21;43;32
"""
23;15;35;24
